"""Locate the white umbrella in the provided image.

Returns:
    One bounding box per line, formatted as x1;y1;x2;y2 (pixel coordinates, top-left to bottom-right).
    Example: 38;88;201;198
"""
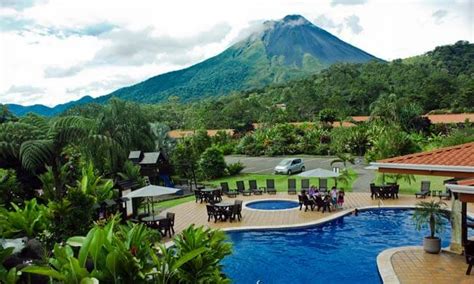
297;168;340;178
123;185;180;217
124;185;180;199
297;168;340;188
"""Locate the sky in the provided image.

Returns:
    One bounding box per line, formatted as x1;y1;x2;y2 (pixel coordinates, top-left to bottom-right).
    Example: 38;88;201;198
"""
0;0;472;107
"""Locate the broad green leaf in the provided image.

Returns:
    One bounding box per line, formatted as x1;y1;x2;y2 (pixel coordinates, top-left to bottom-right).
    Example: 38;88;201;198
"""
21;266;66;280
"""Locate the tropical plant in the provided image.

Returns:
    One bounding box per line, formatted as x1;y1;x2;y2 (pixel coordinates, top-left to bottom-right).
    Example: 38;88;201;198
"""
75;163;115;203
117;160;145;187
0;169;23;208
0;245;21;284
19;116;117;200
227;162;245;176
172;225;232;283
336;169;353;189
149;122;176;156
0;198;49;239
413;200;447;238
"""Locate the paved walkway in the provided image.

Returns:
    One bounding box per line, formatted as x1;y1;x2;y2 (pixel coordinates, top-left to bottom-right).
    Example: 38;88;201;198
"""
165;193;455;234
391;248;472;283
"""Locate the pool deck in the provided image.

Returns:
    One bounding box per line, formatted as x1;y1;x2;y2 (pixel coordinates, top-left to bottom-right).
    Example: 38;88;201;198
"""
163;192;473;283
165;192;470;233
378;246;472;284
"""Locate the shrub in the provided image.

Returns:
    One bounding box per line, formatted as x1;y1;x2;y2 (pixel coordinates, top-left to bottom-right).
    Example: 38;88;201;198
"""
227;162;244;176
0;198;49;239
199;147;227;179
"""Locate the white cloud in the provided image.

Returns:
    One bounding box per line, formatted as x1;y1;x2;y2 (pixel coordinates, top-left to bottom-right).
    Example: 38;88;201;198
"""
432;9;448;25
0;0;472;106
331;0;367;6
344;15;363;34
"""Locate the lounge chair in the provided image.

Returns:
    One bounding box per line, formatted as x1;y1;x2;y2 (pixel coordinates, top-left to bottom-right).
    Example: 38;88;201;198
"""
237;181;252;196
301;179;310;191
415;181;431;198
298;195;315;212
438;188;452;200
288;179;297;194
319;179;328;192
266;179;277;194
220;182;237;198
249;180;263;195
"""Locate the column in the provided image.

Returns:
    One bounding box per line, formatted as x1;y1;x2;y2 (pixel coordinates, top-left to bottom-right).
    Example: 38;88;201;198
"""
450;196;463;253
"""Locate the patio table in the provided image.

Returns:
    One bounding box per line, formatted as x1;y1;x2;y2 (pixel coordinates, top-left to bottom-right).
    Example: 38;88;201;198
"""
141;215;166;222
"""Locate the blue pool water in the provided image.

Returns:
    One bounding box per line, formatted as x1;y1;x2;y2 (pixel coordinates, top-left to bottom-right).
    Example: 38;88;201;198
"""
246;200;299;210
223;209;452;284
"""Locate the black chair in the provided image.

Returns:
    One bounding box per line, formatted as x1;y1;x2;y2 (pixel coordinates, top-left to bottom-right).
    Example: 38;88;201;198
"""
233;200;243;221
266;179;277;194
298;195;314;212
237;181;252;196
158;218;172;238
166;212;175;235
288;179;297;195
301;179;310;191
213;190;223;203
221;182;237;197
466;241;474;275
370;183;379;199
415;181;431;198
194;190;204;203
206;205;220;223
390;184;399;199
249;180;263;195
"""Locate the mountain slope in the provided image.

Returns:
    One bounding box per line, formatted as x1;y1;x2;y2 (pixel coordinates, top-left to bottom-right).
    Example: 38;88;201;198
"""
7;96;94;117
101;14;380;103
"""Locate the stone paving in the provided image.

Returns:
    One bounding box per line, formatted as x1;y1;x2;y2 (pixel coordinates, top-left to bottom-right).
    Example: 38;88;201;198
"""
391;248;472;283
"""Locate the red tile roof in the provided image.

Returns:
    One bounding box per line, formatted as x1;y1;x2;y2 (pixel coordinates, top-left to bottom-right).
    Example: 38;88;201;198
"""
378;142;474;167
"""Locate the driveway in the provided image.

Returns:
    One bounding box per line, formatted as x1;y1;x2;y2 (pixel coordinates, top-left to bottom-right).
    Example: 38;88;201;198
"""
224;155;375;192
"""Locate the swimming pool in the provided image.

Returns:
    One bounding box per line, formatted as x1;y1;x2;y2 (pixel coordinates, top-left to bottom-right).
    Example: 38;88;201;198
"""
245;200;299;210
222;209;452;284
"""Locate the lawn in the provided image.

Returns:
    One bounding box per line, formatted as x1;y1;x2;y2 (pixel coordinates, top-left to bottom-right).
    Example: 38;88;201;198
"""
373;173;449;194
140;195;195;212
205;169;358;192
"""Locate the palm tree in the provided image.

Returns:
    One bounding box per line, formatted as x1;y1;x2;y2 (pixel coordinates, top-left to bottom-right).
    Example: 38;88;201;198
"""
330;153;355;168
413;200;446;238
149;122;176;156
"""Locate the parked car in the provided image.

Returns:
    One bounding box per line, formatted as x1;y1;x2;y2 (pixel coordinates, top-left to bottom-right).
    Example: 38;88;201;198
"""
274;158;305;175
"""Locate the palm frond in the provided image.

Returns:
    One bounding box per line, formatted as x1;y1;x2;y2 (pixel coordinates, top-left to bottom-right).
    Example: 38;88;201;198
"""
19;140;54;172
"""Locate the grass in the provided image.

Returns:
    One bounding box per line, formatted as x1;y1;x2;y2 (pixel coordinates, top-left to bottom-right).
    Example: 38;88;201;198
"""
205;169;357;192
373;174;449;194
139;195;195;212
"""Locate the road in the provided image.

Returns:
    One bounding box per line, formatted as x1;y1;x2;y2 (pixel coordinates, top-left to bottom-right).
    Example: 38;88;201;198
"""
224;155;375;192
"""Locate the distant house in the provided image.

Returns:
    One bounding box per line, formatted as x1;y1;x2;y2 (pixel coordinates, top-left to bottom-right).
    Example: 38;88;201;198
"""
128;151;171;178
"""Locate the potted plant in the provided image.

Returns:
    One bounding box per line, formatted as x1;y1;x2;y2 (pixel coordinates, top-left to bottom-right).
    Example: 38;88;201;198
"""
412;200;447;254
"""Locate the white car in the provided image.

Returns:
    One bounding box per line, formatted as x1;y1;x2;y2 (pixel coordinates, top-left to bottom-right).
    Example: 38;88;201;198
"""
274;158;305;175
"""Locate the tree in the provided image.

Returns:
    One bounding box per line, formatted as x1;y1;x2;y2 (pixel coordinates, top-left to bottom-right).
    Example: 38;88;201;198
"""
19;116;117;200
172;139;199;186
318;108;338;124
199;147;227;179
149;122;176;156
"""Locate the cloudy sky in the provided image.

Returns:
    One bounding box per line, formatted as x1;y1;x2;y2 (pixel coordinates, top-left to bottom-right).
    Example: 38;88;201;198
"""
0;0;472;106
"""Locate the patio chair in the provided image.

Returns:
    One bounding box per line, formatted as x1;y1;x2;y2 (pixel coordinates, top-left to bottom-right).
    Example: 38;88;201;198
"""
288;179;297;194
465;241;474;275
166;212;175;235
158;218;172;238
301;179;310;191
220;182;237;198
213;190;223;203
438;188;452;200
194;189;204;203
390;184;399;199
233;200;243;221
237;181;252;196
206;205;220;223
266;179;277;194
370;183;378;199
298;195;315;212
249;180;263;195
319;179;328;192
415;181;431;198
